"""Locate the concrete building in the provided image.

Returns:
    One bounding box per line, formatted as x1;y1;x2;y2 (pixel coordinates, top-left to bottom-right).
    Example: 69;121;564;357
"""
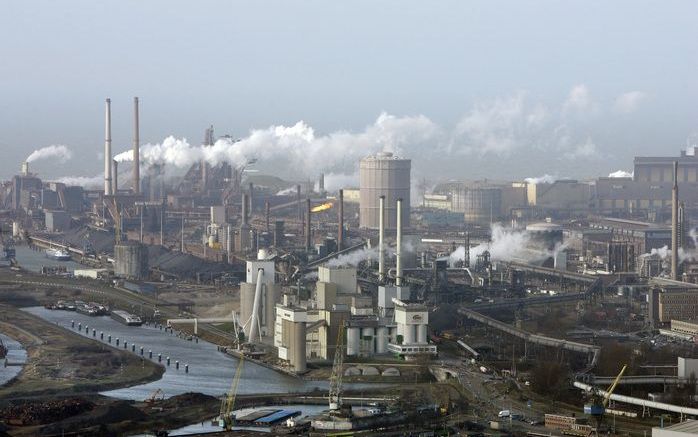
239;252;279;340
45;210;71;232
359;152;410;229
652;420;698;437
527;180;593;216
318;266;357;295
649;282;698;325
114;241;149;280
274;303;307;372
388;300;437;358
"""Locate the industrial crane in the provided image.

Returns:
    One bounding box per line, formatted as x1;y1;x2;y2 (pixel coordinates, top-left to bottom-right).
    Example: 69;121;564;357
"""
584;364;627;427
218;354;245;430
328;325;345;413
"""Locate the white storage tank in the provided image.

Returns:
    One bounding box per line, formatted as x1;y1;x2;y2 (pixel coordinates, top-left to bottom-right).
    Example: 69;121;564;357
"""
346;327;360;356
376;327;388;354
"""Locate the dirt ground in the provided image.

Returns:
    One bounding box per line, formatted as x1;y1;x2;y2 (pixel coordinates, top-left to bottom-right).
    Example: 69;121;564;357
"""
0;304;164;401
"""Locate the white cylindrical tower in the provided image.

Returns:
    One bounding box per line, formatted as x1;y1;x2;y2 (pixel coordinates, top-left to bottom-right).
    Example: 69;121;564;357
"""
403;324;415;345
417;324;427;344
359;152;411;229
346;327;360;356
378;195;385;282
104;98;113;196
376;327;388;354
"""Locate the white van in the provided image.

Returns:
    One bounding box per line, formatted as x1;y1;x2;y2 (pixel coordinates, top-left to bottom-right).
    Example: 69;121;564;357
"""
498;410;511;418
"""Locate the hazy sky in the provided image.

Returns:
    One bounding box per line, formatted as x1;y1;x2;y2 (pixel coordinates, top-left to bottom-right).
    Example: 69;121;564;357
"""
1;0;697;185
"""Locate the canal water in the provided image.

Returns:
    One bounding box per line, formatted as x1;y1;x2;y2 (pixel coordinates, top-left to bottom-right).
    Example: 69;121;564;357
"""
24;307;330;400
0;333;28;386
13;245;83;273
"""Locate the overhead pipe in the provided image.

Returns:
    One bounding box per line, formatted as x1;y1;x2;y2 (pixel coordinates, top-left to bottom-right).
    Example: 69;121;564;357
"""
104;98;112;196
378;195;385;282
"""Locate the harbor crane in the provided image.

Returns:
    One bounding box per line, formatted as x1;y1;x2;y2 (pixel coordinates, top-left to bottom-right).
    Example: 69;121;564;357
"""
328;325;345;412
218;354;245;430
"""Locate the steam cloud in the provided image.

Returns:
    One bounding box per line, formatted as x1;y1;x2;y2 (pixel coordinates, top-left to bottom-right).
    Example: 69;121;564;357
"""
53;174;103;188
524;174;558;185
26;145;73;163
326;246;377;268
608;170;633;178
449;223;567;266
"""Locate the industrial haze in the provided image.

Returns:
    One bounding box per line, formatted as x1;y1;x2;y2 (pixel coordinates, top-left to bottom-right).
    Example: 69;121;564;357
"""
4;2;698;437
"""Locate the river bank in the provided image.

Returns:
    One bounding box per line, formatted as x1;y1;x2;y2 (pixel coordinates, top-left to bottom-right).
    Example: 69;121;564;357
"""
0;304;164;401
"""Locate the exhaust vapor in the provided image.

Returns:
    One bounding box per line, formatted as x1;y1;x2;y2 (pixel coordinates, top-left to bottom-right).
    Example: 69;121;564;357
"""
326;246;377;268
26;145;73;163
449;223;567;266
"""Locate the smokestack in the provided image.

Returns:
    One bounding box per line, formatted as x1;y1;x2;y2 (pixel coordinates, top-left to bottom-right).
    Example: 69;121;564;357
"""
672;160;679;280
378;195;385;282
112;160;118;194
396;198;403;286
249;183;254;214
241;193;248;226
338;189;344;251
464;231;471;268
21;162;29;177
133;97;140;195
297;184;302;222
319;173;325;192
305;198;312;251
104;98;112;196
265;200;270;233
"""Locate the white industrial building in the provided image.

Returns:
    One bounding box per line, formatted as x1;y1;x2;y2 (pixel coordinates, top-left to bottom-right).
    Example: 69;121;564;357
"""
240;250;280;340
387;300;437;358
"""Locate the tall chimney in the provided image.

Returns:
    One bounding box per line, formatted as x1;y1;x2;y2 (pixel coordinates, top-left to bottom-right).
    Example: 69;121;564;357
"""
133;97;140;194
265;200;270;233
378;195;385;282
249;182;254;214
672;160;679;280
305;198;312;251
396;198;403;286
241;193;248;226
338;189;344;251
112;160;118;194
297;184;302;222
319;173;325;192
104;98;112;196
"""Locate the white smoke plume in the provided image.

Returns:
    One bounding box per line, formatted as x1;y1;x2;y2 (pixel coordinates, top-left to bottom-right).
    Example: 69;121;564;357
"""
608;170;633;178
449;223;566;266
52;173;103;188
276;187;296;196
326;246;377;268
26;145;73;163
524;174;558;184
113;112;438;177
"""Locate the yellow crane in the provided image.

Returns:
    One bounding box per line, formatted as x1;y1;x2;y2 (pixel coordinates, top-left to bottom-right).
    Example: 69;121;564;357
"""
218;354;245;430
584;364;627;426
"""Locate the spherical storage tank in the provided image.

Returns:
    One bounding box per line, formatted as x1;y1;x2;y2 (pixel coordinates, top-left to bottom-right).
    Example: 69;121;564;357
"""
359;152;411;229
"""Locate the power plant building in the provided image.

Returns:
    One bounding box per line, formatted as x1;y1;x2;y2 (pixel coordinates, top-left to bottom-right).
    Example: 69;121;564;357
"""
359;152;411;229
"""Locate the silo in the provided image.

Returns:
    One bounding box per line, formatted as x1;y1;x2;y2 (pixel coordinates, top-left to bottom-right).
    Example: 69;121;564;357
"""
359;152;411;229
346;327;360;356
455;186;502;225
114;242;148;279
375;327;388;354
239;282;256;338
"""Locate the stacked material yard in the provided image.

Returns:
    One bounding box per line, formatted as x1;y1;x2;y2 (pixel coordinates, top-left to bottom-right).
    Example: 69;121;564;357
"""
0;399;94;425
